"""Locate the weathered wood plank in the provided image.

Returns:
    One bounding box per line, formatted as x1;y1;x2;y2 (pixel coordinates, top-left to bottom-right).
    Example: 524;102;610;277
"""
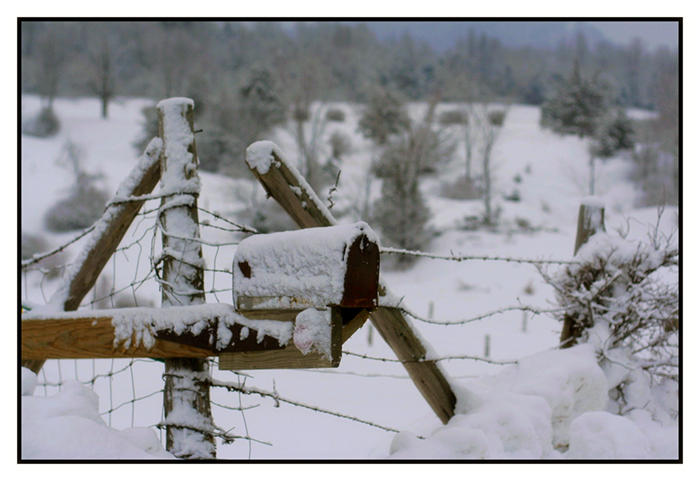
234;309;300;322
217;347;335;370
218;307;344;370
21;312;289;360
21;317;213;360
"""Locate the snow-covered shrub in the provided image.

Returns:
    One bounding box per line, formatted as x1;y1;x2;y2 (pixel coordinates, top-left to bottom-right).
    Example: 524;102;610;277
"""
245;199;298;235
440;175;482;200
132;105;158;156
22;106;60;138
358;86;410;145
488;109;507;127
44;183;109;232
438;109;467;126
371;141;432;269
21;232;49;261
21;232;66;278
329;131;352;160
539;226;678;415
44;141;109;232
325;107;345;122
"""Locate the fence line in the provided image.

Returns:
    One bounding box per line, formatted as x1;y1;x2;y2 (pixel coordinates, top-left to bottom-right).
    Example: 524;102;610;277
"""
22;172;579;457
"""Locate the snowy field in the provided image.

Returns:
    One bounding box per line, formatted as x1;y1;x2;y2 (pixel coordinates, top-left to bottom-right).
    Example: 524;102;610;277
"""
20;95;679;461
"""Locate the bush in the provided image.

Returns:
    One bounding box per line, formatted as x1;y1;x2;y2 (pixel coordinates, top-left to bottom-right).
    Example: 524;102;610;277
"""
438;110;467;126
22;232;66;278
540;229;678;388
22;107;60;138
488;109;507;127
44;185;109;232
440;175;483;200
21;233;48;261
293;105;310;122
325;108;346;122
329;131;352;159
371;142;432;269
358;87;410;145
132;106;159;156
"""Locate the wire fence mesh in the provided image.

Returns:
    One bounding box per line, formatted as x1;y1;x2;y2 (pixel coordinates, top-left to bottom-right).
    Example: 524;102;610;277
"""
21;198;576;456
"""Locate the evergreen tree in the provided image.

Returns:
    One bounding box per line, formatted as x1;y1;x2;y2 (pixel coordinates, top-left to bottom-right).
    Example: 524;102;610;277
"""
239;68;287;137
590;108;635;159
540;62;633;194
358;87;411;145
540;62;608;139
372;140;432;268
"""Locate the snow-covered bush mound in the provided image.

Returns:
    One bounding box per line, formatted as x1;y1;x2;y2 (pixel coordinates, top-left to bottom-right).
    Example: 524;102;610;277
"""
21;368;174;460
387;345;678;459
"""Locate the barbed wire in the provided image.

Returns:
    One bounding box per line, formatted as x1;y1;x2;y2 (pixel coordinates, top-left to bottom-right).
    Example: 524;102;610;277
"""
342;350;517;366
379;246;580;265
22;185;582;458
209;378;413;436
398;304;572;326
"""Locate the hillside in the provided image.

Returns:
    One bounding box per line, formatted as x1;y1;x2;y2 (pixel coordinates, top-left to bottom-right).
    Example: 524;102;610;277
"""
20;95;678;460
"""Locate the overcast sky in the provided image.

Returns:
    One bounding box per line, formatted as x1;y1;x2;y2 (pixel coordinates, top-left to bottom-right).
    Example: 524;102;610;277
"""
587;21;679;50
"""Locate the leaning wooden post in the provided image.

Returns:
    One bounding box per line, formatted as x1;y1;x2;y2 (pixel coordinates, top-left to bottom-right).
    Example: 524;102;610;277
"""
559;200;606;348
245;141;456;424
157;98;215;459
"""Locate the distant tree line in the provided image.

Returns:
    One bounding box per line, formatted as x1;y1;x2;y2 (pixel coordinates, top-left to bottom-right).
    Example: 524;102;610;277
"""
21;20;679;217
21;21;678;113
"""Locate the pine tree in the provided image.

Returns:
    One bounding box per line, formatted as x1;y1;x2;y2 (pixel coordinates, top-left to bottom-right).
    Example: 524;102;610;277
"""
540;62;608;139
372;140;431;268
239;68;287;139
358;87;411;145
540;62;634;194
590;108;635;159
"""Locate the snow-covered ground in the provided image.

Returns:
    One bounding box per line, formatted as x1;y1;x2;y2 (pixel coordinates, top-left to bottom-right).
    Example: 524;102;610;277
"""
20;95;679;460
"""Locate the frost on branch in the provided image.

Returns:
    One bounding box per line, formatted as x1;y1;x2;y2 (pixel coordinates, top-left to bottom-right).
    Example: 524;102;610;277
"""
539;227;678;415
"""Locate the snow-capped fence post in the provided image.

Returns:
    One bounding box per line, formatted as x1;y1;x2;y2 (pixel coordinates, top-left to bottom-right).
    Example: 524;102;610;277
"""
559;200;606;348
245;141;457;424
157;98;215;459
21;138;163;375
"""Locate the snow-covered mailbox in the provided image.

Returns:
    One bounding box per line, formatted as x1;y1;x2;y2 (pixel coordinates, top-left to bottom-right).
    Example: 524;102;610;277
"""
222;222;380;370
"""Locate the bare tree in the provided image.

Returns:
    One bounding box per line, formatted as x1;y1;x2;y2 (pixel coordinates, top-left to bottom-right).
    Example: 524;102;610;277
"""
81;24;118;118
470;104;508;225
275;51;335;193
33;23;70;112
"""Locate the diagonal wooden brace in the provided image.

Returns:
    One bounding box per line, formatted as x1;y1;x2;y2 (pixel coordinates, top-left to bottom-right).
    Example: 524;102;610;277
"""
245;141;456;424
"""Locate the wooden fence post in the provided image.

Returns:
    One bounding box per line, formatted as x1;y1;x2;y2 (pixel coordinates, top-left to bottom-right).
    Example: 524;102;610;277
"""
157;98;215;459
21;139;163;374
559;201;606;348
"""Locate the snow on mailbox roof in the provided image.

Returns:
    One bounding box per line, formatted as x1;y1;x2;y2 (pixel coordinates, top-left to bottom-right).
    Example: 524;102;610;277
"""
234;222;379;310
